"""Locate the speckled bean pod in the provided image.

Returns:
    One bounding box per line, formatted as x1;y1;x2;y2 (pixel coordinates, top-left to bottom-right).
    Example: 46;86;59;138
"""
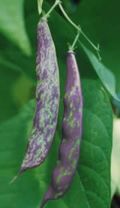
41;51;83;207
20;18;60;172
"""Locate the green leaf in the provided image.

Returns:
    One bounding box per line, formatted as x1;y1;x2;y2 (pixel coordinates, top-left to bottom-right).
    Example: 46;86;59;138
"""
0;65;19;123
0;100;88;208
81;44;120;102
0;101;40;208
111;117;120;196
77;80;113;208
0;0;31;55
0;80;113;208
0;59;34;123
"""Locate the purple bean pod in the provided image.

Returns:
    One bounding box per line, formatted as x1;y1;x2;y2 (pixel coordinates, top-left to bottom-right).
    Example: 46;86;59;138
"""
40;51;83;207
20;18;60;172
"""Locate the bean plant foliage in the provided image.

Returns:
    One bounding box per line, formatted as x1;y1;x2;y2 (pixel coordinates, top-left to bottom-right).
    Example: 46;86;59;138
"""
0;0;120;208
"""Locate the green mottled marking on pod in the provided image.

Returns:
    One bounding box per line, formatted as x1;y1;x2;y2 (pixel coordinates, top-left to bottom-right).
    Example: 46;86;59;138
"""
68;139;80;161
69;117;75;128
56;168;71;185
55;192;63;198
64;110;75;128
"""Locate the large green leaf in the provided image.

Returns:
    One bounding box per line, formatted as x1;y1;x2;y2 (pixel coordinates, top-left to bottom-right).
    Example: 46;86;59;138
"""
0;65;20;123
0;100;88;208
0;62;34;123
0;0;31;55
77;80;113;208
0;80;112;208
0;101;41;208
81;44;119;102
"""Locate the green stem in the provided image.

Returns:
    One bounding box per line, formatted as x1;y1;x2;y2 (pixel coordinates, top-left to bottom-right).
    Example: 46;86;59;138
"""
37;0;43;15
38;0;101;60
80;30;98;51
59;3;80;31
43;0;61;19
69;30;81;51
97;44;102;61
59;3;101;58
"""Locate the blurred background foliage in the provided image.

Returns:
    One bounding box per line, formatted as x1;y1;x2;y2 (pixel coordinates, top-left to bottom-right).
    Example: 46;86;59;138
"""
0;0;120;208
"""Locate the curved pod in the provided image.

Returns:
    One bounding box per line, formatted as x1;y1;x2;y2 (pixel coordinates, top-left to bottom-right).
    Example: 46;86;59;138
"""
41;51;83;207
20;18;60;172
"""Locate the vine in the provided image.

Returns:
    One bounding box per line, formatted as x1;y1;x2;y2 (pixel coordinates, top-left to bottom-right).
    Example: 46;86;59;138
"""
38;0;101;60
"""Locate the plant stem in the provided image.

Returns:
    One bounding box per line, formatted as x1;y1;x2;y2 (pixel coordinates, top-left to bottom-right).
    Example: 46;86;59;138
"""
59;3;80;31
37;0;43;15
69;30;81;51
80;30;98;51
58;3;101;57
43;0;61;19
39;0;101;59
97;44;102;61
